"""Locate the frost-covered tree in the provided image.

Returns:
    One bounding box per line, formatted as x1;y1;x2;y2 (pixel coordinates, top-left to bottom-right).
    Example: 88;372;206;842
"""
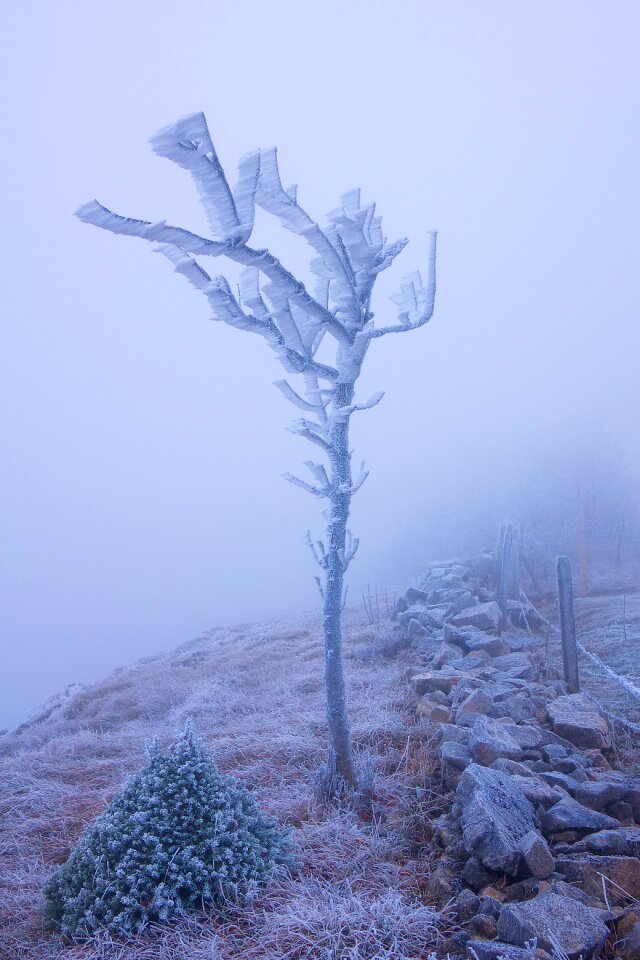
76;114;437;786
44;723;292;938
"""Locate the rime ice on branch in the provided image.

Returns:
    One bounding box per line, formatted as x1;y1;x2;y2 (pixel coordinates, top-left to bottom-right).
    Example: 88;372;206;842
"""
76;113;437;786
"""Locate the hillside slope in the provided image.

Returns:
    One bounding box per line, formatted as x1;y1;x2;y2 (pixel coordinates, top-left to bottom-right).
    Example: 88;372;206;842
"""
0;607;447;960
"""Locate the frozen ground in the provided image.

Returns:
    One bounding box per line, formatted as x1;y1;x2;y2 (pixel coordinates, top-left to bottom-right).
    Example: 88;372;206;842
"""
0;606;449;960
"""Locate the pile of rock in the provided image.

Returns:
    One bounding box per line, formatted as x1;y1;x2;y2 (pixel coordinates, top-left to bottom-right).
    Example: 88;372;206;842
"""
399;556;640;960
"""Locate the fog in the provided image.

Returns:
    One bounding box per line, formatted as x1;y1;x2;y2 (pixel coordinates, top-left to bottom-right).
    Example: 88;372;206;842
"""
1;0;638;729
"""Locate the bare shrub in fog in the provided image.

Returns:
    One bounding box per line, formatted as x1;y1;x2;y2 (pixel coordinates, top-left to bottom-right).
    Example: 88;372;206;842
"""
77;113;437;787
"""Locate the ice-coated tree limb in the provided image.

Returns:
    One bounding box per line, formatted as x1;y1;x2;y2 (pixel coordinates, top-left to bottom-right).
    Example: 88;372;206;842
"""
303;460;330;489
305;531;329;569
255;147;360;322
149;112;244;241
349;462;370;496
155;244;286;349
330;390;385;422
282;472;329;498
366;230;437;339
286;423;330;452
273;379;321;412
339;530;360;571
75;201;353;346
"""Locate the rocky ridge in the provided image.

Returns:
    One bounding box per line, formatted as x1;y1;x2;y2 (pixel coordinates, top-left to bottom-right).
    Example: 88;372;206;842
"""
397;554;640;960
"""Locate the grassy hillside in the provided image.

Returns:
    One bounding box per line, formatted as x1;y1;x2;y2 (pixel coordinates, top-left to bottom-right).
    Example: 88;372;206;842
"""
0;607;448;960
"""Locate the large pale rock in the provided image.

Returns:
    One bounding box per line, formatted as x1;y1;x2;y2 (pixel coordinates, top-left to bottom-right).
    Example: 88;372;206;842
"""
469;715;523;765
541;797;619;835
546;694;612;749
450;601;502;632
454;764;536;873
496;892;608;958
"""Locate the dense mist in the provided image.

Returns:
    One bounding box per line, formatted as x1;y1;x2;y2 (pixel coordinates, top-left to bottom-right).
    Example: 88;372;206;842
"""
1;0;638;729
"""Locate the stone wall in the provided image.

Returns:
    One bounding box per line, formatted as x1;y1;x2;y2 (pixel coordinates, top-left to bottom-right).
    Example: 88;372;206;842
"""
398;556;640;960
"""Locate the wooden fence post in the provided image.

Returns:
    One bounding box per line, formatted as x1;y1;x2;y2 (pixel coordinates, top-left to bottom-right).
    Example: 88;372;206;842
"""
557;556;580;693
497;524;521;633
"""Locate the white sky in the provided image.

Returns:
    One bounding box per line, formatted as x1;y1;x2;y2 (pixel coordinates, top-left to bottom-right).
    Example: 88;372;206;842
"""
1;1;638;727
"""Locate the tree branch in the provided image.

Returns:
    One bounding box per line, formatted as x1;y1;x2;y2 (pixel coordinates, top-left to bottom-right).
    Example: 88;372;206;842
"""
366;230;437;339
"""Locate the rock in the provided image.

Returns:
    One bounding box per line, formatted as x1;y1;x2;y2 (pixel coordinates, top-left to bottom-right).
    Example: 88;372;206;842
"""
416;697;451;723
555;854;640;902
450;653;491;672
489;652;536;680
477;895;503;918
607;800;634;824
492;758;534;777
398;605;444;630
538;770;582;793
449;888;480;921
493;695;536;723
618;921;640;960
497;892;609;958
466;941;552;960
430;641;462;669
432;813;461;851
410;669;467;695
406;618;428;641
501;721;543;751
550;879;604;907
519;830;554;878
469;715;523;765
470;913;497;937
426;862;456;903
450;601;502;632
542;797;619;836
457;688;494;720
440;740;472;771
583;827;640;856
406;586;428;603
625;780;640;820
455;764;536;873
462;856;496;891
508;775;565;808
574;779;628;811
547;694;612;750
463;629;509;657
542;743;569;763
440;723;470;745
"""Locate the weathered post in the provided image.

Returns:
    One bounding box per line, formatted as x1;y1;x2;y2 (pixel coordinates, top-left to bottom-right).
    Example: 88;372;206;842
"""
557;556;580;693
498;524;521;633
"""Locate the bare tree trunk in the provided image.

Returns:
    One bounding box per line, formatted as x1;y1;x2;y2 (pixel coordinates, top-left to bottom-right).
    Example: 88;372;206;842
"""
322;383;356;786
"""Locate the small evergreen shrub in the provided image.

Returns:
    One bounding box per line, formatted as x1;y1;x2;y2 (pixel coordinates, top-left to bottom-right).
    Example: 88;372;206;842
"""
44;723;293;938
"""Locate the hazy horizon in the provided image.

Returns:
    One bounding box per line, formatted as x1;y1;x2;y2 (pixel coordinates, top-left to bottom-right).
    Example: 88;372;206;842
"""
1;0;638;729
